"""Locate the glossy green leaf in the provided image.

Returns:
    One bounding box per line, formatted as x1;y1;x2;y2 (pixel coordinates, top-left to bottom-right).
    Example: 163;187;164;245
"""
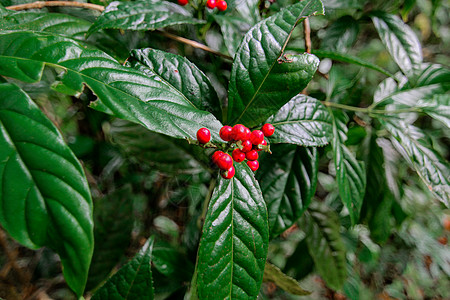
381;118;450;206
227;0;323;127
0;31;223;141
371;12;422;76
0;83;93;296
330;109;366;224
92;236;155;300
374;83;447;107
87;186;134;291
303;201;347;290
417;94;450;129
322;16;359;52
214;15;250;58
87;0;204;36
257;144;318;238
196;163;269;299
414;63;450;86
265;94;333;146
128;48;221;119
263;262;311;296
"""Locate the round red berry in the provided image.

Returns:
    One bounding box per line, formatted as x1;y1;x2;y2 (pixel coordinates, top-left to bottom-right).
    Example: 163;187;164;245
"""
232;124;250;141
212;150;225;164
232;149;245;163
250;130;264;145
216;153;233;170
177;0;188;5
216;0;227;11
220;125;233;141
221;166;235;179
206;0;216;9
247;160;259;171
246;150;258;161
261;123;275;137
197;128;211;144
241;140;252;152
256;139;267;151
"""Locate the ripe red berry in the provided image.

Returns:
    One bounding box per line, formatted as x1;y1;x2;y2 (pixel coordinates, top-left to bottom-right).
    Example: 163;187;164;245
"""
216;153;233;170
256;139;267;151
438;236;447;245
221;166;235;179
232;124;250;141
212;150;225;164
246;150;258;161
241;140;252;152
261;123;275;137
232;149;245;163
247;160;259;171
197;128;211;144
206;0;216;9
216;0;227;11
177;0;188;5
250;130;264;145
220;125;233;141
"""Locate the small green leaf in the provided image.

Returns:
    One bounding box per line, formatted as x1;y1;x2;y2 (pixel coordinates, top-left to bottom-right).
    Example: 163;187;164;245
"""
263;262;311;296
92;236;155;300
417;94;450;129
0;83;93;296
257;144;318;238
265;94;333;146
214;15;250;58
87;0;204;36
196;163;269;299
322;16;359;52
227;0;323;127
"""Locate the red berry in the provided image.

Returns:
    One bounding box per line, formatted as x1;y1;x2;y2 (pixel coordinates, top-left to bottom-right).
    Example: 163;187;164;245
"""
177;0;189;5
444;216;450;231
232;149;245;163
256;139;267;151
221;166;235;179
216;153;233;170
197;128;211;144
206;0;216;9
247;160;259;171
241;140;252;152
220;125;233;141
250;130;264;145
438;236;447;245
246;150;258;161
232;124;250;141
212;151;225;164
261;123;275;137
217;0;227;11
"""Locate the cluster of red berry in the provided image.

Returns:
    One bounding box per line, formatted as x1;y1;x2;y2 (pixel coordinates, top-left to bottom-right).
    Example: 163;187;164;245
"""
177;0;227;11
196;123;275;179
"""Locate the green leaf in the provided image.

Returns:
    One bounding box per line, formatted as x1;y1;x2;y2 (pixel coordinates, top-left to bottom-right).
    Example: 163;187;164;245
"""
371;12;422;76
380;118;450;206
265;94;333;146
330;109;366;224
214;15;250;58
0;31;223;141
226;0;323;127
196;163;269;299
234;0;260;25
322;16;359;52
0;83;93;296
87;0;204;36
257;144;318;238
263;262;311;296
417;94;450;129
86;186;134;291
303;201;347;290
92;236;155;300
128;48;221;120
284;239;314;281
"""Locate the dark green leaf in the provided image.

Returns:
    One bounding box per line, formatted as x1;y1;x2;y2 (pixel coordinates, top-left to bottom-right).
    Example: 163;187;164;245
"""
227;0;323;127
371;12;422;76
214;15;250;58
303;201;347;290
196;163;269;299
257;144;318;238
87;0;204;36
0;31;223;141
128;48;221;119
265;94;333;146
0;83;93;296
284;239;314;281
92;236;155;300
322;16;359;52
263;262;311;296
417;94;450;129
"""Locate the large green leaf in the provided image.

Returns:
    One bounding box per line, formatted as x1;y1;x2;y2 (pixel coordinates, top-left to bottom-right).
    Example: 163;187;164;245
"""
92;236;155;299
226;0;323;127
380;118;450;206
87;0;204;36
0;31;223;141
257;144;318;238
0;83;93;296
303;201;347;290
417;94;450;129
322;16;359;52
127;48;221;120
265;94;333;146
371;12;422;76
196;163;269;299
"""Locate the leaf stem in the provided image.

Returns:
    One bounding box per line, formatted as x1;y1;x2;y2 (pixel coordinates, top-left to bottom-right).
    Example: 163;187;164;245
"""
321;101;420;115
6;1;105;12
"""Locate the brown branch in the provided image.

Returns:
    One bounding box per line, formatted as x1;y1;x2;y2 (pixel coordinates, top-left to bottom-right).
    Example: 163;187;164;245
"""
6;1;105;12
303;18;311;54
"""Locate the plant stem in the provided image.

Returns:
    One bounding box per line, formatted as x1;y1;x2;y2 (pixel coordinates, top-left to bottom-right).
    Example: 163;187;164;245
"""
322;101;420;115
7;1;105;12
303;18;311;54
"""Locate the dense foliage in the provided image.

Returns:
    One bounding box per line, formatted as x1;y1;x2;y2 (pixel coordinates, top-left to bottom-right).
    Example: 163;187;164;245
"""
0;0;449;299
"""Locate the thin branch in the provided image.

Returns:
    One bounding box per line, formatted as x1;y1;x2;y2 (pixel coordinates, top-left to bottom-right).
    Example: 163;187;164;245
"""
6;1;105;12
303;18;311;54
